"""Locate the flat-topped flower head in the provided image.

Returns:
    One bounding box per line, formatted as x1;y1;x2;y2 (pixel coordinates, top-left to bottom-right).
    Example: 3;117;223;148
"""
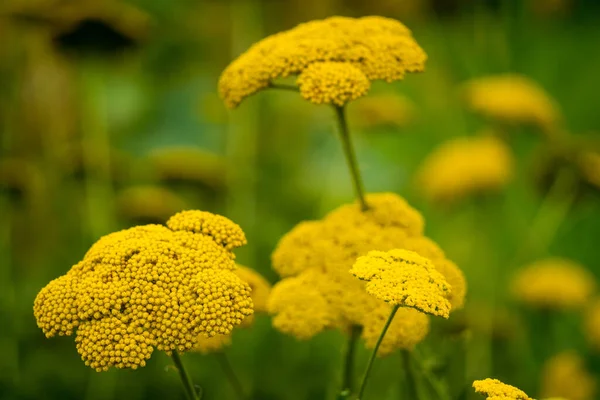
219;16;426;108
473;378;531;400
462;74;560;132
33;211;253;372
351;249;452;318
297;62;371;106
416;135;514;203
540;351;597;400
511;258;596;310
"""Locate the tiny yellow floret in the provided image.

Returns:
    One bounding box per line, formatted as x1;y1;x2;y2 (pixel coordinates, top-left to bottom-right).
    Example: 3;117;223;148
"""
473;378;531;399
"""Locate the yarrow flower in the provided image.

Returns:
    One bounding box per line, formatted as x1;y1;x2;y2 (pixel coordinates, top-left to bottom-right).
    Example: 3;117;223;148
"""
297;62;371;106
33;210;253;371
472;378;532;400
351;249;452;318
510;258;596;310
584;299;600;352
349;93;415;130
415;134;514;203
218;16;426;108
268;193;466;355
540;351;597;400
462;74;560;132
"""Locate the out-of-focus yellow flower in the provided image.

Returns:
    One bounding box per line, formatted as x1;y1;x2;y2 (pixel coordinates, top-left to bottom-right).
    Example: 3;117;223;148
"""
296;62;371;106
148;147;227;189
416;135;514;203
456;303;521;341
33;210;253;371
351;249;452;318
116;185;187;224
462;74;560;132
193;334;232;355
269;193;465;352
349;93;415;130
540;351;596;400
473;378;531;399
511;258;596;310
578;151;600;189
584;299;600;351
218;16;426;108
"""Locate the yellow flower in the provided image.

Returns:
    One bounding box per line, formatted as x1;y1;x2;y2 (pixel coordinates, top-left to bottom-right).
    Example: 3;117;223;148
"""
148;146;227;189
361;304;429;356
462;74;560;131
511;258;596;310
540;351;596;400
349;93;415;130
194;334;232;355
235;265;271;313
416;135;514;203
33;211;253;371
578;151;600;189
218;16;426;108
350;249;452;318
116;185;188;224
297;62;371;106
473;378;531;400
584;299;600;351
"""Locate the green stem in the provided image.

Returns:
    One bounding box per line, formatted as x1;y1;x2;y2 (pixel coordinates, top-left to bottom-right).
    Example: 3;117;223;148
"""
412;350;450;400
334;106;369;211
268;82;300;91
216;352;246;400
340;325;361;397
400;350;420;400
356;305;399;400
171;350;200;400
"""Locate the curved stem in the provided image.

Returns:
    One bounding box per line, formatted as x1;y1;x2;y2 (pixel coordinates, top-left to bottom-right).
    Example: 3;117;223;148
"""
340;325;361;397
216;352;246;400
334;106;369;211
171;350;200;400
356;304;399;400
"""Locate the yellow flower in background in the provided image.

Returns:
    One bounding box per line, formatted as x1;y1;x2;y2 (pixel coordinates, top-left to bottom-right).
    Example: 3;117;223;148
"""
540;351;596;400
415;135;514;203
116;185;188;224
351;249;452;318
584;299;600;351
194;334;232;355
578;151;600;189
148;146;227;189
349;93;415;130
473;378;531;400
218;16;426;108
0;157;43;202
511;258;596;310
269;193;465;352
33;210;253;371
462;74;561;132
296;62;371;106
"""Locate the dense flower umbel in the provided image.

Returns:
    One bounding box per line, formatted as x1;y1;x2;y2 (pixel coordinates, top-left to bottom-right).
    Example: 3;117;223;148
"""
462;74;560;131
268;193;465;354
416;135;514;203
511;258;596;310
351;249;452;318
218;16;426;108
473;378;532;400
297;62;371;106
33;211;253;371
540;351;597;400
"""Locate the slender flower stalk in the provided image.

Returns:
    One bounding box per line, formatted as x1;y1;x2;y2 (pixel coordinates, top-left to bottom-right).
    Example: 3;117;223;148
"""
216;352;246;400
412;350;451;400
356;305;400;399
334;106;369;211
171;350;200;400
339;325;361;397
400;350;420;400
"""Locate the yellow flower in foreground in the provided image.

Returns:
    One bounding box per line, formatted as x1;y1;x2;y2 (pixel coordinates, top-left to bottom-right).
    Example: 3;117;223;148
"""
219;16;426;108
473;378;531;400
33;210;253;371
416;135;514;203
297;62;371;106
349;93;415;129
351;249;452;318
511;258;596;310
462;74;560;131
540;351;596;400
116;185;187;224
269;193;465;351
584;299;600;351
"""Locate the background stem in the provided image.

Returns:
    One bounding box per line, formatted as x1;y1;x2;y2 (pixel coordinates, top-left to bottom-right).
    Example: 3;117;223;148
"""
340;325;361;396
216;352;246;400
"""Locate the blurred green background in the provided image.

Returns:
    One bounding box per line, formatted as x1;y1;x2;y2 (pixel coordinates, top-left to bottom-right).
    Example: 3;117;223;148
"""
1;0;600;399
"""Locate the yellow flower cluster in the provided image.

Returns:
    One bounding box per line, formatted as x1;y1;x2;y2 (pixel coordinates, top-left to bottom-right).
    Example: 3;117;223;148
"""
296;62;371;106
268;193;466;355
415;135;514;203
510;258;596;310
584;299;600;351
462;74;560;131
351;249;452;318
33;211;253;371
218;16;426;108
578;151;600;189
540;351;596;400
349;93;415;129
472;378;531;400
